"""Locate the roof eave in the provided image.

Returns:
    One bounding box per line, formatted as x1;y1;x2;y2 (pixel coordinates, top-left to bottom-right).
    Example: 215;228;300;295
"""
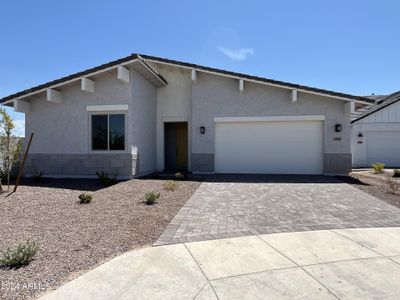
0;54;167;104
141;54;373;104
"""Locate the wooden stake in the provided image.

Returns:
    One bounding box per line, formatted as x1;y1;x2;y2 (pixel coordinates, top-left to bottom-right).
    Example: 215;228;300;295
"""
13;132;34;193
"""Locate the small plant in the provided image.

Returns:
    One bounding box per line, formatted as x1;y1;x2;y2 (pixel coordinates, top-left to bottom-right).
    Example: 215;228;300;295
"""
386;177;399;195
393;169;400;178
96;171;117;187
163;181;178;192
0;241;39;268
32;168;43;183
79;193;93;204
174;172;185;180
372;162;385;174
144;191;160;205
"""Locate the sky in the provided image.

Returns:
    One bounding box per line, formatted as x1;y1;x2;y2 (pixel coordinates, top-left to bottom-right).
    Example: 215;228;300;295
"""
1;0;399;137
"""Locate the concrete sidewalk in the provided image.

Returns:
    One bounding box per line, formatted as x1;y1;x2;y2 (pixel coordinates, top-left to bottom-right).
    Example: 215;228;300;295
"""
40;227;400;300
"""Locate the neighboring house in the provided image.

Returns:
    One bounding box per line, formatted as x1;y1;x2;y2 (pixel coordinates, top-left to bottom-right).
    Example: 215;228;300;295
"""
0;54;373;178
351;91;400;167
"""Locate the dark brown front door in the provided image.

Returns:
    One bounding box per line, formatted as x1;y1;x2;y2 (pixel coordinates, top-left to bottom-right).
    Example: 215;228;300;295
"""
164;122;188;170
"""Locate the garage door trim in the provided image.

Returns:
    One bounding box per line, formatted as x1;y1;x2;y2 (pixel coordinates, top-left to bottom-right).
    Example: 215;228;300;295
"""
214;115;325;123
213;116;324;174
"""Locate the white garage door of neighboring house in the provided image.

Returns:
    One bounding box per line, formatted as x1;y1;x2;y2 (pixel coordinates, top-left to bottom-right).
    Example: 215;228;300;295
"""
367;131;400;167
215;119;324;174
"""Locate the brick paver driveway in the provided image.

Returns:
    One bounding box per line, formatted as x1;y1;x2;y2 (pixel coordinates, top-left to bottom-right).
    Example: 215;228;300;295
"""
156;175;400;245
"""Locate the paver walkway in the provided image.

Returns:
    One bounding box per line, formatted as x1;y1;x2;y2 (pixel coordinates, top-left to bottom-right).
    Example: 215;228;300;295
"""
40;227;400;300
156;175;400;245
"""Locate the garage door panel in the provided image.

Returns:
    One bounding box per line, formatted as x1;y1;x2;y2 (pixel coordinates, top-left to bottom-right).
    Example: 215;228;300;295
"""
215;121;323;174
367;131;400;167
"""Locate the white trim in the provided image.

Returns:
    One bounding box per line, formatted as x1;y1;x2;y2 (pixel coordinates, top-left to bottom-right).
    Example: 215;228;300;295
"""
239;79;244;93
88;111;128;153
81;78;95;93
147;59;371;104
46;88;62;103
214;115;325;123
291;89;298;103
162;116;189;122
117;66;130;83
191;69;197;82
86;104;128;112
350;101;355;113
14;100;30;113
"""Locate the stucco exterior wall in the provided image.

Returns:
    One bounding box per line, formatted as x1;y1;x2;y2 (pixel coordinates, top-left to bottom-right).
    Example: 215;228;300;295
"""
21;61;353;177
24;70;137;178
26;71;133;154
153;63;192;170
131;69;157;175
352;101;400;167
191;72;351;174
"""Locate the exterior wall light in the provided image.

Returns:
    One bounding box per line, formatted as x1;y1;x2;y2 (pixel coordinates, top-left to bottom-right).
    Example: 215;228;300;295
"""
358;132;363;138
200;126;205;134
335;124;342;132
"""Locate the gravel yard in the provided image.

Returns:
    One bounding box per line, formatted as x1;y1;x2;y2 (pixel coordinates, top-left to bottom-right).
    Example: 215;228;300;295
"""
340;175;400;209
0;178;200;300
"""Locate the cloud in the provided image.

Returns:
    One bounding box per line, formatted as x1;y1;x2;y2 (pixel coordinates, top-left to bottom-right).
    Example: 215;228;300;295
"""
218;47;255;61
13;119;25;137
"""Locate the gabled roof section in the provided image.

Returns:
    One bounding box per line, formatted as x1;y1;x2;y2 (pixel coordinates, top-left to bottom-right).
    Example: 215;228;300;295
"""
1;52;374;105
351;91;400;123
139;54;374;104
0;54;167;104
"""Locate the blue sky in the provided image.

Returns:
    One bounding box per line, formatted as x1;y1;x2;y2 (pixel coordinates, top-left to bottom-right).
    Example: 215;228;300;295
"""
1;0;399;136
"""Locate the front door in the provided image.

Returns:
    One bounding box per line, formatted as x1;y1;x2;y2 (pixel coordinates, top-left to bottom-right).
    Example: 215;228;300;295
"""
164;122;188;170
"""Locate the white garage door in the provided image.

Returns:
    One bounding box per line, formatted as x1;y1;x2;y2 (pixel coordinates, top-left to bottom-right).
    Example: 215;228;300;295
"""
215;120;323;174
367;131;400;167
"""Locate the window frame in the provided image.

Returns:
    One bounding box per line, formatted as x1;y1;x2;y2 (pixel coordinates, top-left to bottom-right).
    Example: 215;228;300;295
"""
89;112;127;153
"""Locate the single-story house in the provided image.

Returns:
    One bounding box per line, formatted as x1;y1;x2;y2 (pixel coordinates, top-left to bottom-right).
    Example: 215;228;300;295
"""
351;91;400;167
0;54;374;178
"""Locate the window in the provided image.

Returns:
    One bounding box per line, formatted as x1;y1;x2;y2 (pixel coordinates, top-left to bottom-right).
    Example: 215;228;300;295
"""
91;114;125;151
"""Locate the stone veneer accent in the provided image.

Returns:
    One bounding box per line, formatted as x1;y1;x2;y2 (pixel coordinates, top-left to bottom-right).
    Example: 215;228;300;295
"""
191;153;351;175
323;153;352;175
191;153;214;173
24;153;136;178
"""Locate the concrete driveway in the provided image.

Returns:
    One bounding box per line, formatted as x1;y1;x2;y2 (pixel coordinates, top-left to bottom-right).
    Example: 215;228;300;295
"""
156;175;400;245
40;227;400;300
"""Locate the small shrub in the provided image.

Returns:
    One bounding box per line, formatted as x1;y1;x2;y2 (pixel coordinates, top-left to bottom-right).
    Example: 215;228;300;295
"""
386;177;399;195
0;241;39;268
393;169;400;178
144;191;160;205
372;162;385;174
174;172;186;180
163;181;178;192
79;193;93;204
96;171;117;187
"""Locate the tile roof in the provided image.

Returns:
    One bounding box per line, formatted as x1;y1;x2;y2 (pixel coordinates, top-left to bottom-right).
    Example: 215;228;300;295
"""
140;54;373;103
1;53;374;104
0;54;167;103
